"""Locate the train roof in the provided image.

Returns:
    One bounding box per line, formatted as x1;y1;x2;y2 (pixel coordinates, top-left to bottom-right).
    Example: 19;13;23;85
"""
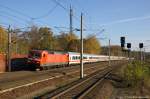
30;50;67;54
68;52;108;57
48;51;67;54
30;50;110;57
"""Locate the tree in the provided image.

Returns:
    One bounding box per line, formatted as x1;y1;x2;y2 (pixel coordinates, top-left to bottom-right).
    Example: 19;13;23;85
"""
27;26;40;49
0;27;8;53
0;25;102;55
38;27;53;50
68;39;80;52
101;45;122;56
84;35;101;54
57;32;78;51
110;45;122;56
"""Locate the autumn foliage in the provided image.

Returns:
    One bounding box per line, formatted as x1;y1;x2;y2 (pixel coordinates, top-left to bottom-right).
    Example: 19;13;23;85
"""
0;26;101;54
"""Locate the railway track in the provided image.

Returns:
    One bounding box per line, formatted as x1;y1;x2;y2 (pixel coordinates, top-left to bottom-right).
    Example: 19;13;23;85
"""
36;66;113;99
0;62;111;98
0;61;126;98
0;62;107;90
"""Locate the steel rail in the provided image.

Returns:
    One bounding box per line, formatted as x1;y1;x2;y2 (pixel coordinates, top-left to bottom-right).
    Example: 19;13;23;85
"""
78;71;111;99
0;63;106;94
50;67;111;99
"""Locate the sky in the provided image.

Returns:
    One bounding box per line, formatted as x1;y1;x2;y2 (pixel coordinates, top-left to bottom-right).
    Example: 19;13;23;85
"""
0;0;150;52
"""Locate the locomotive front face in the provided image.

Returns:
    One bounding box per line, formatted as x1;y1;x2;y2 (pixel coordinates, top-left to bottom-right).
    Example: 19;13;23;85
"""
28;51;41;59
28;51;41;66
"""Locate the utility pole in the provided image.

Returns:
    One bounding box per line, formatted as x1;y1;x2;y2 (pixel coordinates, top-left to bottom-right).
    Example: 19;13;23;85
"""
80;13;83;79
127;43;131;61
139;43;143;62
69;5;73;34
143;48;145;61
140;48;142;61
108;39;111;66
7;25;11;72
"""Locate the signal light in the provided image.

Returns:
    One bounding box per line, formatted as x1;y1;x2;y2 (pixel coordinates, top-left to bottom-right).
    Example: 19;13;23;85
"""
120;37;125;44
121;43;125;47
127;43;131;48
139;43;143;48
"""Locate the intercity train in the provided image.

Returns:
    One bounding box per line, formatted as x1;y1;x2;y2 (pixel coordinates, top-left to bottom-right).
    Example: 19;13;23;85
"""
27;50;126;70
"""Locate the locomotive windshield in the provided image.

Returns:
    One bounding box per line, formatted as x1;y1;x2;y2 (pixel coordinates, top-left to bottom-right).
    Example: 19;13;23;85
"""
29;51;41;58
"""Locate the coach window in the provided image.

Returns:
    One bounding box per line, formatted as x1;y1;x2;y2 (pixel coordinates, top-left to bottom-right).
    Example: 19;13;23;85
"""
83;56;87;59
73;56;76;60
74;56;76;60
76;56;78;60
78;56;80;59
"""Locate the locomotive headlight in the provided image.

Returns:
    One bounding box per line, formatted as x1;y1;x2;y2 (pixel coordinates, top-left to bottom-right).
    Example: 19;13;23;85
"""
36;61;40;64
27;59;31;63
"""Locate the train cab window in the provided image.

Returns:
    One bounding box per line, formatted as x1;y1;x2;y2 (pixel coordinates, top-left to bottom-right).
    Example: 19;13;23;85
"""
43;54;46;57
29;51;41;58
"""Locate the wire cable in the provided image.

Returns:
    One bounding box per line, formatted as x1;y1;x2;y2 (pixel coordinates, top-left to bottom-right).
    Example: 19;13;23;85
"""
0;14;27;26
0;4;32;19
32;3;58;19
0;4;52;27
0;10;31;23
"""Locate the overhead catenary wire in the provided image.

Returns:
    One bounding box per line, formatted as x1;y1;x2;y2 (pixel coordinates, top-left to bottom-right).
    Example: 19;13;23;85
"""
69;0;99;31
0;2;78;36
0;4;32;19
51;0;69;12
0;14;27;26
32;3;58;20
0;4;54;28
0;10;31;23
0;24;9;29
51;0;89;29
0;11;31;28
0;1;100;35
0;1;92;34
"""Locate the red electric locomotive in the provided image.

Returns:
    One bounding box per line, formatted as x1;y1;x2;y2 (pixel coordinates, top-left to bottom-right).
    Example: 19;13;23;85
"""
28;50;68;70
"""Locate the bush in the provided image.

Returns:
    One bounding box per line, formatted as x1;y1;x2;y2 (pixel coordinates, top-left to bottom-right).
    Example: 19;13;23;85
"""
124;61;149;87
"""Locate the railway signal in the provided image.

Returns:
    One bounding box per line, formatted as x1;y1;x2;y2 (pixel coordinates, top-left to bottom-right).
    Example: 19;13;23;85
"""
121;43;125;48
139;43;143;48
120;36;126;57
127;43;131;60
120;36;125;50
139;43;144;61
120;37;125;45
127;43;131;48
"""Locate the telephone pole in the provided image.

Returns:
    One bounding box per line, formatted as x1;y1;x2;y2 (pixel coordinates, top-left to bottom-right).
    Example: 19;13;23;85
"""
80;13;83;79
108;39;111;66
69;5;73;34
7;25;11;72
